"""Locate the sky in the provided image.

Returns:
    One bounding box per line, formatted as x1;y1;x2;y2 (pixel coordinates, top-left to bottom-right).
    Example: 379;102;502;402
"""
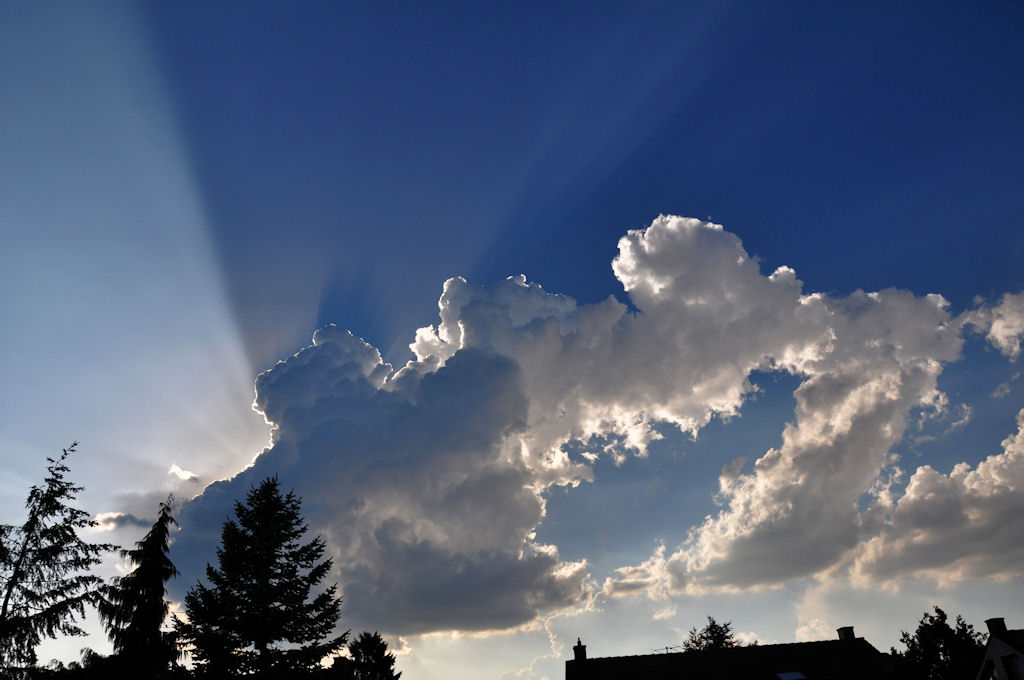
1;1;1023;677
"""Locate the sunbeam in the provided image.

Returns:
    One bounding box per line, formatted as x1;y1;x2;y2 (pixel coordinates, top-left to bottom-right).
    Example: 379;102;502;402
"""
0;2;269;661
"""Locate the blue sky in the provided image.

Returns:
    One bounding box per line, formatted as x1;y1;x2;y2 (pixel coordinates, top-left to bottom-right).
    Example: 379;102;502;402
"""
2;2;1023;677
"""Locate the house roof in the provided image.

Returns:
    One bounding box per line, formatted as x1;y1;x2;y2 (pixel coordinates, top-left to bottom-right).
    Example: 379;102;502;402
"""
995;629;1024;654
566;638;893;680
976;627;1024;680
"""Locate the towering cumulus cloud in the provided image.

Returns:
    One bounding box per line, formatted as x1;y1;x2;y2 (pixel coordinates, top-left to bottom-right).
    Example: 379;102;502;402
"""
173;216;1024;634
177;328;592;634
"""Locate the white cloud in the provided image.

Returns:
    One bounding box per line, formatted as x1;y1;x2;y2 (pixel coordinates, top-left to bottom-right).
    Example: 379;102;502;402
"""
734;630;763;645
652;605;678;621
405;217;834;485
603;543;671;602
168;463;199;482
602;219;963;594
794;617;834;643
172;216;1022;637
965;291;1024;361
851;408;1024;585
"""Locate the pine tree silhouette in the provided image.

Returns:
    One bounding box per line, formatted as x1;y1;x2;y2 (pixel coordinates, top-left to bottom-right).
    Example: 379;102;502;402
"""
0;443;114;670
98;496;180;676
349;631;402;680
178;476;347;678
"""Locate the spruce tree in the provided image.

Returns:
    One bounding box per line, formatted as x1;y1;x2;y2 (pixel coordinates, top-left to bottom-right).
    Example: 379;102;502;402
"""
98;496;180;676
0;443;115;670
178;476;347;678
349;631;402;680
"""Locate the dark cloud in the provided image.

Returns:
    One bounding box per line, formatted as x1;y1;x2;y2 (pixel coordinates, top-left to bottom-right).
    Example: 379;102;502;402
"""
344;529;588;634
93;511;150;531
173;335;591;634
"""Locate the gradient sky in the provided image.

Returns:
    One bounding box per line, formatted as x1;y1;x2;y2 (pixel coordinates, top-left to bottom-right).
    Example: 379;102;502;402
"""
2;2;1023;678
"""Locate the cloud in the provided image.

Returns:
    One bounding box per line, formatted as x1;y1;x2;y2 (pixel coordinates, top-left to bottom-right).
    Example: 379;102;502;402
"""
652;605;678;621
603;543;672;602
601;220;963;594
92;511;150;532
407;218;834;480
172;215;1021;636
851;408;1024;585
946;403;972;432
175;330;593;634
965;291;1024;361
735;630;763;645
794;617;834;643
168;463;200;482
991;372;1020;399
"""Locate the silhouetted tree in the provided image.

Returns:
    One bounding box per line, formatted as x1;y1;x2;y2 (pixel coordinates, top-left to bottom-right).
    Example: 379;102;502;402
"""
323;656;355;679
890;606;985;680
41;647;118;679
0;444;114;671
98;496;180;676
178;477;347;678
348;631;401;680
683;616;739;652
36;645;193;680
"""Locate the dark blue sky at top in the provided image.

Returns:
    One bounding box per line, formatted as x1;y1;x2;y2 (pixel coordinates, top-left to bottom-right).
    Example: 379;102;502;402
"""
141;1;1023;372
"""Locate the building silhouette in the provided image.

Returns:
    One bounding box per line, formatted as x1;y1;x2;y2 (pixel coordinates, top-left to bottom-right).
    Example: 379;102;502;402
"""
566;627;893;680
977;617;1024;680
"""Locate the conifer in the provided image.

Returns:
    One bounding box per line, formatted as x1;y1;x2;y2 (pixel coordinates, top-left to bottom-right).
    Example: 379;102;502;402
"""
98;496;180;675
683;616;739;652
178;476;347;678
349;631;402;680
0;443;114;669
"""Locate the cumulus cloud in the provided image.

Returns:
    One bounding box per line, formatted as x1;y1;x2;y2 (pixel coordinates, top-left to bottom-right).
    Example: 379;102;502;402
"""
602;219;963;594
851;408;1024;585
172;215;1022;635
965;291;1024;360
794;617;834;643
175;330;593;634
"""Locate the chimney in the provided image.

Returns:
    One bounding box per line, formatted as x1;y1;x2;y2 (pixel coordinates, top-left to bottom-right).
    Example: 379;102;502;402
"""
986;618;1007;637
573;638;587;661
837;626;855;641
